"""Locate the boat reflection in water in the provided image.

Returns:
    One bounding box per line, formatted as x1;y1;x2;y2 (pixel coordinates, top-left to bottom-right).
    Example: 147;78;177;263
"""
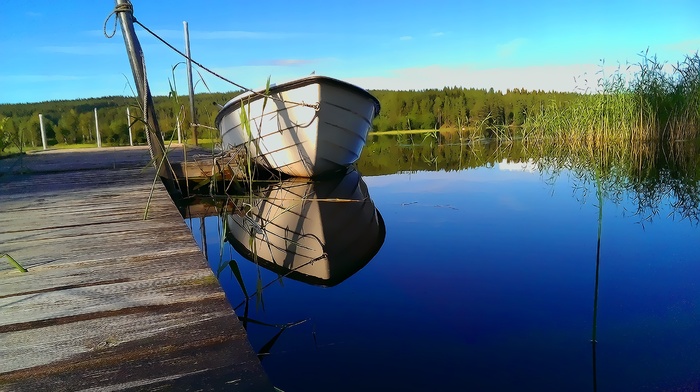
225;169;385;286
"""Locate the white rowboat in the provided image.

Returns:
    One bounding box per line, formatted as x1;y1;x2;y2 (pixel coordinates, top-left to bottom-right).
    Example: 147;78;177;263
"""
215;75;380;177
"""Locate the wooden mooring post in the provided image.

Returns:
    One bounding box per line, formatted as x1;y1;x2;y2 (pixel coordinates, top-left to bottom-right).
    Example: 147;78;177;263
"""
114;0;176;184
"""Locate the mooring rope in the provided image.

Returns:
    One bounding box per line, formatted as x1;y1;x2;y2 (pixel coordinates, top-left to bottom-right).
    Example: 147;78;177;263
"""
104;2;320;111
103;2;133;39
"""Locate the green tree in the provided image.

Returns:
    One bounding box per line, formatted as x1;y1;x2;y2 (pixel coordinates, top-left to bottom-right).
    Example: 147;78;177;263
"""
512;102;526;126
433;96;444;128
57;109;80;144
78;112;94;142
0;117;9;152
4;117;19;150
108;118;129;144
23;115;42;147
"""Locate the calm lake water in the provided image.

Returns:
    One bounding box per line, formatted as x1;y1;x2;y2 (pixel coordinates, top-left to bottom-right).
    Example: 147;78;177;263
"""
185;137;700;391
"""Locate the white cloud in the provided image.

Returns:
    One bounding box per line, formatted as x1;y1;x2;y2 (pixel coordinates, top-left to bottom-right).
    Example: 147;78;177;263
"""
204;66;314;91
147;29;301;40
346;63;621;93
247;59;317;66
399;36;413;41
662;38;700;54
0;74;87;83
38;44;121;55
195;30;302;40
498;159;538;173
497;38;528;58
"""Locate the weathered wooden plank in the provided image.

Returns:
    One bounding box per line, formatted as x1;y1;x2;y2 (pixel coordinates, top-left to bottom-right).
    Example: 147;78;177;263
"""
0;302;234;369
0;170;161;198
2;219;196;251
0;301;269;391
0;269;223;327
0;221;200;270
0;295;234;372
0;149;145;175
0;249;203;296
0;147;273;392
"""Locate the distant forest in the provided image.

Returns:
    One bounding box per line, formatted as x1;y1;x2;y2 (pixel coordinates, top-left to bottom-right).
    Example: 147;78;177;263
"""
0;88;578;151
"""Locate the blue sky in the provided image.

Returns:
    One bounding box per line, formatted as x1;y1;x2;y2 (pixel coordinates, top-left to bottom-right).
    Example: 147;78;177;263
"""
1;0;699;104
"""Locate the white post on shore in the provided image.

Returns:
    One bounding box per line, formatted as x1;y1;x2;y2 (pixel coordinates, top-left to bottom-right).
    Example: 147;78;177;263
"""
38;114;47;150
94;108;102;148
127;107;134;146
176;117;182;144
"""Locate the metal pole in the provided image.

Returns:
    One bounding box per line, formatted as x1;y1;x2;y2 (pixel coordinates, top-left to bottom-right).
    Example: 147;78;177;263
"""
94;108;102;148
127;107;133;146
38;114;47;150
115;0;175;181
184;21;198;146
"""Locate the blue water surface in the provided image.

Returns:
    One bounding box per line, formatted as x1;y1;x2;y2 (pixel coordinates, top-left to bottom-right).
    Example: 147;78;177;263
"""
186;160;700;392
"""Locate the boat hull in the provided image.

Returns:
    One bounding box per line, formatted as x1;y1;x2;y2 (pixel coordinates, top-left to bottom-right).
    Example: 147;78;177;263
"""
215;76;380;177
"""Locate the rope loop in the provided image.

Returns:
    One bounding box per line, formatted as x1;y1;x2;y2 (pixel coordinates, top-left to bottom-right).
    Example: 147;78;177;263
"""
103;1;134;39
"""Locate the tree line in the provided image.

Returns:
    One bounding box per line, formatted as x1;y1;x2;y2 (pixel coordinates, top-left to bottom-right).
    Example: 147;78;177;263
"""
0;87;579;152
0;91;236;152
371;87;578;133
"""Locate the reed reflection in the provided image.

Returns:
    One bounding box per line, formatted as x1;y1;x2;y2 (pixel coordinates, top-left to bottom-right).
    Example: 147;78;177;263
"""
359;135;700;224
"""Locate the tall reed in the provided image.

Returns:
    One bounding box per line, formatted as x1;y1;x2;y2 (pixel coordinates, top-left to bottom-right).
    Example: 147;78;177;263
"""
523;52;700;143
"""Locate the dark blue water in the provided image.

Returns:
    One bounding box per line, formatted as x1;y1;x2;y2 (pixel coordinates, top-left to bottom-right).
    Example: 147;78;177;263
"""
186;153;700;391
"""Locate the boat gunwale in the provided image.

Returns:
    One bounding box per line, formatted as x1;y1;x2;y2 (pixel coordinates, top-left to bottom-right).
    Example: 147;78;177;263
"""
215;75;381;128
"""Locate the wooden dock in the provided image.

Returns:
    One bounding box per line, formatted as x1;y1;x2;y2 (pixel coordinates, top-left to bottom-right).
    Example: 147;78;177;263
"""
0;147;275;391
